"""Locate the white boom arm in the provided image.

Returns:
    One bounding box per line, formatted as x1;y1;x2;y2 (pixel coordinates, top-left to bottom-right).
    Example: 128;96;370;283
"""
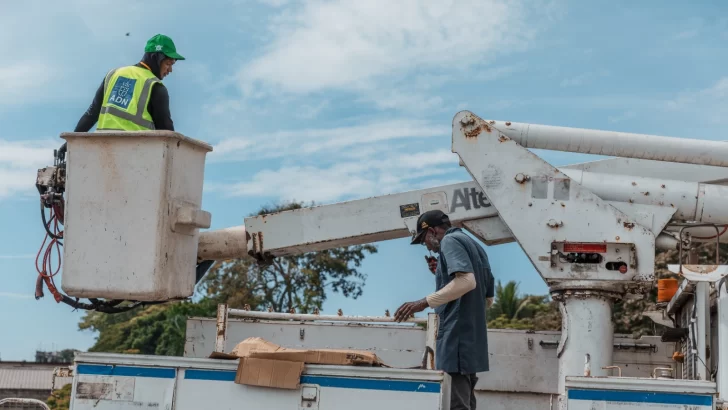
234;111;728;409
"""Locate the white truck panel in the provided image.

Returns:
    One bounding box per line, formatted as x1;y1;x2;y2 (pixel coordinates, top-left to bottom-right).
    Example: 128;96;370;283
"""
185;317;427;368
565;376;715;410
69;353;449;410
184;318;676;397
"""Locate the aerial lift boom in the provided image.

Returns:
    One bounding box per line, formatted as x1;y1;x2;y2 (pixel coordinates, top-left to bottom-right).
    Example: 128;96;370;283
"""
35;111;728;409
233;111;728;408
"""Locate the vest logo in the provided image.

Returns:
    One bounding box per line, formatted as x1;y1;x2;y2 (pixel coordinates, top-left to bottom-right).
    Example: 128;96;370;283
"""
450;187;491;213
107;76;137;110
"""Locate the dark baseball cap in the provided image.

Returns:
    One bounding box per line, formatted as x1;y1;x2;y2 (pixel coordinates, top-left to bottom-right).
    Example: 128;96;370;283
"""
411;210;450;245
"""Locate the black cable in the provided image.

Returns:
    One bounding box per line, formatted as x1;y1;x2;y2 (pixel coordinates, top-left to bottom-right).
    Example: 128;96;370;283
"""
196;260;215;284
40;202;63;240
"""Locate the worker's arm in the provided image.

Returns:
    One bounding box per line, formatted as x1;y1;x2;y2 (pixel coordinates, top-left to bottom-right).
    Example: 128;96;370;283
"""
74;79;105;132
147;84;175;131
426;271;476;308
426;235;478;308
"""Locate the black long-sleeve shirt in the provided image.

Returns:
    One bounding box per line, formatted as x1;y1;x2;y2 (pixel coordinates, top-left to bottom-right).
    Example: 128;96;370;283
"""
74;63;174;132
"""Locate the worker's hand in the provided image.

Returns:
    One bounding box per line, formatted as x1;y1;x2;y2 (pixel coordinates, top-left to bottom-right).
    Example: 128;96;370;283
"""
394;298;428;322
425;256;437;274
487;297;494;308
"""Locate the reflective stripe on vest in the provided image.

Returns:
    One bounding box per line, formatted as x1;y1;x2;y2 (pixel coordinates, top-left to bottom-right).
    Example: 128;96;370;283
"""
97;66;161;131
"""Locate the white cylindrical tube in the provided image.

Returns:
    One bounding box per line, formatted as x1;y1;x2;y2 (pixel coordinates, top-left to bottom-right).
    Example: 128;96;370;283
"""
497;120;728;167
562;169;701;221
197;226;248;261
656;233;680;251
562;169;728;226
557;295;614;395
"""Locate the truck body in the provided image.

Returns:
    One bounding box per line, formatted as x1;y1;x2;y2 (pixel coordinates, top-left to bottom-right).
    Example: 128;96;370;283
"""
67;352;450;410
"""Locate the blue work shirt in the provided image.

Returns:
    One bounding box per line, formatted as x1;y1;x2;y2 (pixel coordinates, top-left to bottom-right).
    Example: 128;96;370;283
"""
434;227;495;374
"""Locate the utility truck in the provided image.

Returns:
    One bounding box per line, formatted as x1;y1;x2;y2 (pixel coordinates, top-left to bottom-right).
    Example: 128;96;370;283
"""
24;111;728;409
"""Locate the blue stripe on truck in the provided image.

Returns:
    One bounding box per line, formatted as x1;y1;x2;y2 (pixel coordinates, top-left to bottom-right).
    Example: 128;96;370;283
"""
184;369;440;392
78;365;441;393
300;375;441;393
77;364;176;379
568;389;712;406
185;369;236;381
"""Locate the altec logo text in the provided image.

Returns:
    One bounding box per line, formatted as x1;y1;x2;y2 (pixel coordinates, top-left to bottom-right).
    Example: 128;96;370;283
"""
450;187;491;212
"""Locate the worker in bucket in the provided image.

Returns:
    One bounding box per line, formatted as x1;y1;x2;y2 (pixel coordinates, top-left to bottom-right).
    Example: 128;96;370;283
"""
395;209;495;410
72;33;183;133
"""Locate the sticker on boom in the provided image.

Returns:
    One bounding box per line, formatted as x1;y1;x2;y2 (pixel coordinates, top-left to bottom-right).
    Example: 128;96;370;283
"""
400;203;420;218
107;76;137;110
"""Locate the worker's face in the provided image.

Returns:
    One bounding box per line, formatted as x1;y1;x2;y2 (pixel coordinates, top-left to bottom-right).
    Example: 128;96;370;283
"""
423;228;442;253
160;58;175;79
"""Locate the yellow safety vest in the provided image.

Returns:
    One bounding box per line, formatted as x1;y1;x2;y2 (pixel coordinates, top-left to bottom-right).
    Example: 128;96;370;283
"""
97;65;162;131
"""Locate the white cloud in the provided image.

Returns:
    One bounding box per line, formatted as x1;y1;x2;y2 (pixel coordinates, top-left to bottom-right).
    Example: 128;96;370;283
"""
560;69;610;88
0;292;33;299
218;148;461;203
209;119;450;162
0;255;35;259
0;139;59;201
664;77;728;124
607;110;637;124
0;64;55;105
238;0;556;96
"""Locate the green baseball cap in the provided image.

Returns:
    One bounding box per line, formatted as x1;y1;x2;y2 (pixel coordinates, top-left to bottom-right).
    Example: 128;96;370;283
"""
144;34;185;60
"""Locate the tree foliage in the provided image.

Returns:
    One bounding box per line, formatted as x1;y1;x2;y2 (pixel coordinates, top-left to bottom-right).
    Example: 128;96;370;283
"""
487;280;562;331
198;202;377;313
488;240;728;336
46;383;72;410
78;201;377;356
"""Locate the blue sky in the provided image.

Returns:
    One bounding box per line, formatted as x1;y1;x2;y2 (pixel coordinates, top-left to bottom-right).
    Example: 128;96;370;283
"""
2;0;728;360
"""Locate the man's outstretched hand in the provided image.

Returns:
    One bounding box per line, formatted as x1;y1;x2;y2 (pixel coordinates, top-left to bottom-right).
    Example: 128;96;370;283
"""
394;298;428;322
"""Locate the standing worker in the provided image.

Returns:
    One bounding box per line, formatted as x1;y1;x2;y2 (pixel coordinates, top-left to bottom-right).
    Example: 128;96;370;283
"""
394;209;495;410
73;33;184;133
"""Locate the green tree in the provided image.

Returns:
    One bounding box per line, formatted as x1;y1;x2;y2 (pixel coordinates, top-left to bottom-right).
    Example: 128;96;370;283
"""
47;383;72;410
78;299;218;355
487;280;562;331
78;201;377;355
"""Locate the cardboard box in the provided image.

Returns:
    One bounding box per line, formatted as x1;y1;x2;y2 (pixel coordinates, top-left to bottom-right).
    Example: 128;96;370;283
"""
212;337;382;366
218;337;385;389
235;357;304;390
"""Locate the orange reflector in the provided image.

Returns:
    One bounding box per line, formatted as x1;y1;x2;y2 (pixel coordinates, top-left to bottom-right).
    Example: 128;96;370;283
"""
619;265;628;274
563;242;608;253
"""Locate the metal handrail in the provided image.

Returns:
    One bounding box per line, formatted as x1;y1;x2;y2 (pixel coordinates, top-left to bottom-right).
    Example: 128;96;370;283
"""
0;398;51;410
227;308;428;324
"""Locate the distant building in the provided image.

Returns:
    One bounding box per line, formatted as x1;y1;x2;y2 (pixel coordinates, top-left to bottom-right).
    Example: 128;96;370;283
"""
0;352;74;406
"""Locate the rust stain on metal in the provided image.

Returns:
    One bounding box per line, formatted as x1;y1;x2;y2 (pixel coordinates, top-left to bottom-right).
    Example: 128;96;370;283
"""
661;184;666;188
505;121;511;126
615;236;621;241
623;222;635;230
642;191;650;196
561;203;566;207
498;135;509;143
464;126;482;139
547;219;563;228
631;181;637;186
484;123;492;133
